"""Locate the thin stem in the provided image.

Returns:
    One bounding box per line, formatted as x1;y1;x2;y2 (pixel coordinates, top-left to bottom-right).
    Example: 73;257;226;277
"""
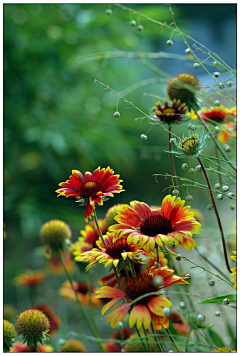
151;323;164;352
215;139;223;185
193;108;236;172
59;251;104;352
122;259;130;280
197;156;231;273
168;125;179;189
93;209;107;248
165;328;182;352
142;326;151;352
185;328;193;352
156;245;160;265
135;327;148;352
195;245;230;281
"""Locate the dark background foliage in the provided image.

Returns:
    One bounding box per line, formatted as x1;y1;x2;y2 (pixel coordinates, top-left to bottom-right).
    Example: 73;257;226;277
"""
4;3;236;351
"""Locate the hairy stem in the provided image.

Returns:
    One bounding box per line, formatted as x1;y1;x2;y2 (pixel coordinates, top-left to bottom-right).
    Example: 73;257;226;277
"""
168;125;179;189
197;156;231;273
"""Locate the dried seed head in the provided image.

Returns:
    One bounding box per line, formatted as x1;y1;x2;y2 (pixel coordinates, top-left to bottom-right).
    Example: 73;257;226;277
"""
40;220;72;253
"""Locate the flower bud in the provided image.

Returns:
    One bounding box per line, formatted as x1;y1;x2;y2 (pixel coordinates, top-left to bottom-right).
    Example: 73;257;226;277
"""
4;320;16;352
40;219;72;253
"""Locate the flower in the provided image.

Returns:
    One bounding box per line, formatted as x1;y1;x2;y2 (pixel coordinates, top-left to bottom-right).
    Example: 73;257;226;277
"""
56;167;124;221
4;320;16;352
14;270;46;287
168;311;190;337
110;195;201;252
105;204;125;228
40;219;72;254
71;219;108;260
15;309;50;350
60;340;86;352
76;233;140;270
170;128;209;158
103;328;134;352
46;252;74;275
189;105;236;124
33;304;61;335
217;122;236;144
230;251;237;289
10;342;53;352
153;98;187;124
167;73;201;110
95;266;189;330
59;280;102;307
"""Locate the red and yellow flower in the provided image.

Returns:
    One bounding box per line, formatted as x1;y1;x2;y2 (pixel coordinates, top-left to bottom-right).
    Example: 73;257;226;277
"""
110;195;201;252
46;252;74;275
168;311;190;337
95;266;188;330
230;251;237;289
56;167;124;221
10;342;53;353
153;99;187;124
76;233;141;270
59;280;102;307
14;270;46;287
71;219;108;260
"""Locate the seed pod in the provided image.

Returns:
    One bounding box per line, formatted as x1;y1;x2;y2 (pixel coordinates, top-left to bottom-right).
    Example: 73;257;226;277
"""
172;190;179;196
214;183;221;189
182;163;188;170
179;301;187;309
137;25;143;32
213;61;219;68
208;279;215;287
223;144;231;152
207;204;213;210
163;308;171;316
188;168;195;175
185;48;191;55
223;298;230;305
175;254;182;261
222;185;229;192
214;100;220;106
216;194;223;201
195;165;202;172
228;192;234;199
113;111;120;118
213;72;220;78
193;63;199;69
215;311;221;317
184;273;192;280
130;20;136;27
140;134;147;141
169;138;176;144
106;9;112;16
186;195;193;202
196;314;205;323
166;40;173;46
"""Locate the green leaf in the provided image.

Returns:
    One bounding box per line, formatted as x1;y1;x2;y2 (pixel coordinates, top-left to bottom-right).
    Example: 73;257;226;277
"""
208;328;225;348
198;294;236;304
216;92;223;96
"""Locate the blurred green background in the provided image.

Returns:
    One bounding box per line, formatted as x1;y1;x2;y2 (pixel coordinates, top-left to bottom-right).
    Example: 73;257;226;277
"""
4;4;236;352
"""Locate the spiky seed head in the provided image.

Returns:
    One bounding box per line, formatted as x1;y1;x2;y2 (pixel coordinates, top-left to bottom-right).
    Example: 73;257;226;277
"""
4;320;16;352
40;219;72;252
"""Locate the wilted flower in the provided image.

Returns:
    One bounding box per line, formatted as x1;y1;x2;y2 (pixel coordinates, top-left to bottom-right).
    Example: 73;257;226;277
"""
14;270;46;287
110;195;201;252
4;320;16;352
60;340;86;352
40;219;72;254
103;328;134;352
167;73;201;110
95;266;188;330
15;309;50;350
59;280;102;307
56;167;124;221
153;98;187;124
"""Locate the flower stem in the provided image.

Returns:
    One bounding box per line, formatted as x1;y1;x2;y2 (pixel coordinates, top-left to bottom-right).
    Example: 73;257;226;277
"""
151;323;164;352
215;142;223;185
165;328;182;352
156;245;160;265
168;125;179;190
193;108;236;172
59;251;104;352
185;328;193;352
122;260;130;280
197;156;231;273
93;209;107;248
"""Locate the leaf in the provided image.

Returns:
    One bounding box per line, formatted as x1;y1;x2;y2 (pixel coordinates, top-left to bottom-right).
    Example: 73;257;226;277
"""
208;329;225;348
216;91;223;96
198;294;236;304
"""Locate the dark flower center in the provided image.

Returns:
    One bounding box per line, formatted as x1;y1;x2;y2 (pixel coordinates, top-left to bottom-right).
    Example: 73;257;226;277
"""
140;214;172;237
74;282;89;294
105;238;132;259
125;274;158;302
203;109;226;123
80;181;102;198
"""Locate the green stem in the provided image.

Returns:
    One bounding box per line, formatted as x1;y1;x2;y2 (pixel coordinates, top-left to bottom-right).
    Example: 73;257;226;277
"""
93;209;107;248
142;326;151;352
215;140;223;185
151;323;164;352
193;108;236;172
156;245;160;265
122;259;130;280
168;125;179;190
165;328;182;352
197;156;231;273
185;328;193;352
59;251;104;352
